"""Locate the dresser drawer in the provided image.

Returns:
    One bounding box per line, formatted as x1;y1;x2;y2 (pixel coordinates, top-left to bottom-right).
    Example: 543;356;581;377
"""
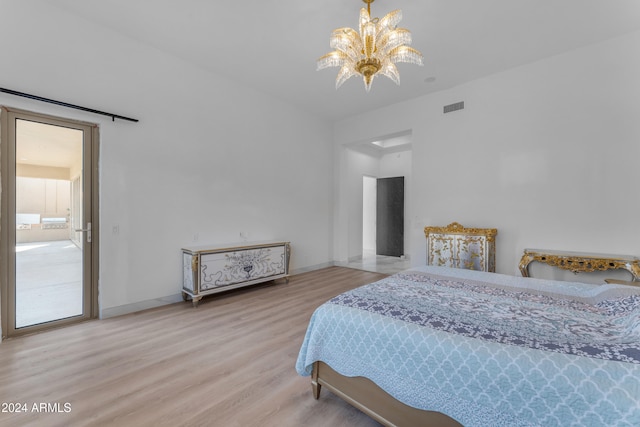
201;245;287;290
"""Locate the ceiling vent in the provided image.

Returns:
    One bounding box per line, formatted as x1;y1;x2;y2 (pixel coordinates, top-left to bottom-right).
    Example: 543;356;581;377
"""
443;101;464;114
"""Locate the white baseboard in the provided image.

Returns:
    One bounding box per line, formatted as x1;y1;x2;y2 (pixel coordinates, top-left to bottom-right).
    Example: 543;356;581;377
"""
100;294;183;319
347;253;411;262
290;261;335;275
100;262;337;319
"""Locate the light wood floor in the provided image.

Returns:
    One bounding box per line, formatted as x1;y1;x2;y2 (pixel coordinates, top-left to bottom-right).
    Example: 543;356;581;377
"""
0;267;388;427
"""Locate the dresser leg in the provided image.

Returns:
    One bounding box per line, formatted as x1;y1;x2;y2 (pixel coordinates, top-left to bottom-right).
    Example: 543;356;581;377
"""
191;296;202;308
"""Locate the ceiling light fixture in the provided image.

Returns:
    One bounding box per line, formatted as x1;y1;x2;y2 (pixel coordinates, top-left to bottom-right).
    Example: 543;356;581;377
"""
317;0;424;92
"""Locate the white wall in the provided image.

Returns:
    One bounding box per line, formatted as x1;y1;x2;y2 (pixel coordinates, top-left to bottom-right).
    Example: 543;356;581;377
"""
335;30;640;275
362;176;376;253
2;2;639;325
343;149;379;261
0;1;334;317
339;148;412;261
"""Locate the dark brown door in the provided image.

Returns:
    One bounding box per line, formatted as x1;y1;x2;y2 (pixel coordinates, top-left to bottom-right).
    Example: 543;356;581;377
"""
376;177;404;257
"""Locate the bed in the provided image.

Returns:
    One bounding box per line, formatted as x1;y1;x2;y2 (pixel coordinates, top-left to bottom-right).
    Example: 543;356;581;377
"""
296;265;640;426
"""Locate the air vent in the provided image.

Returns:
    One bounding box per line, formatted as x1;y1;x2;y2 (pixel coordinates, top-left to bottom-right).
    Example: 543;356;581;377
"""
443;101;464;114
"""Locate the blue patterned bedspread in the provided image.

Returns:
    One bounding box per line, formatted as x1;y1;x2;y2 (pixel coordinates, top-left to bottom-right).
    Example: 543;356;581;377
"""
296;266;640;426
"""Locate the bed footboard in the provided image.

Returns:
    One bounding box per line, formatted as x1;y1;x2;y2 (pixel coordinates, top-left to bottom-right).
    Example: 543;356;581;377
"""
311;361;462;427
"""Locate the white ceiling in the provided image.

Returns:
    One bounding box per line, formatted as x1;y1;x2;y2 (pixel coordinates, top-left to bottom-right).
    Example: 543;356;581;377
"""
16;119;83;170
50;0;640;121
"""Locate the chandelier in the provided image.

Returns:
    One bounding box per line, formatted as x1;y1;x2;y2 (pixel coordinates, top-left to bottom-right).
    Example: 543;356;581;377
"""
317;0;423;92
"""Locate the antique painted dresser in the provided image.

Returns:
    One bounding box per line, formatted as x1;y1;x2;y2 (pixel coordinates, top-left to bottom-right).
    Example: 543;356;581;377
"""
424;222;497;272
182;241;290;306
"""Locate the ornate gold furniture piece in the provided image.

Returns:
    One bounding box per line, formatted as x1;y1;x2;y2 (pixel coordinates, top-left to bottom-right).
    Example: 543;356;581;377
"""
424;222;497;272
181;241;290;307
519;249;640;281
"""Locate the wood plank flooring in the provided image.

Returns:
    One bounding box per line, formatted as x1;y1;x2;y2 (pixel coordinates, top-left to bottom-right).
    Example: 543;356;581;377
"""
0;267;388;427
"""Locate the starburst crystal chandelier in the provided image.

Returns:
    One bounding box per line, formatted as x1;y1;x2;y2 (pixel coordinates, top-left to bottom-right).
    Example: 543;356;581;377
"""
317;0;423;92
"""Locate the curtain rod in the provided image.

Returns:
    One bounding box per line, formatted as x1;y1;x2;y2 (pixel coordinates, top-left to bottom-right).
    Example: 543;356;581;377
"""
0;87;139;123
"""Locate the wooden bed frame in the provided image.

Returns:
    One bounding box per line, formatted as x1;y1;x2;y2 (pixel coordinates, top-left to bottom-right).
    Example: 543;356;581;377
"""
311;361;463;427
308;251;640;426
